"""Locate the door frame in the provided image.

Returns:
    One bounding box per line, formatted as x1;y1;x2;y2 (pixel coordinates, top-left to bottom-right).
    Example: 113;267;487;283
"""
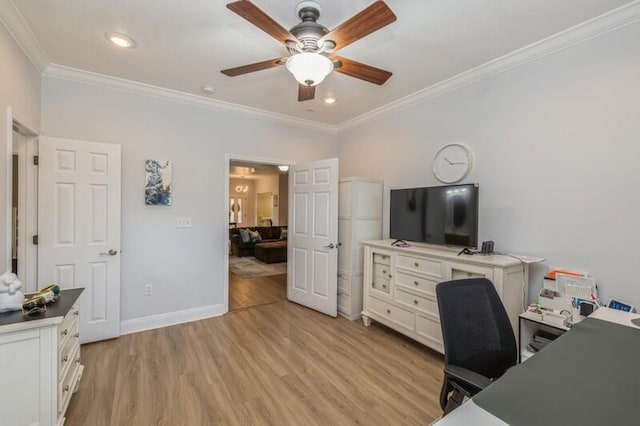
223;154;293;313
5;108;38;290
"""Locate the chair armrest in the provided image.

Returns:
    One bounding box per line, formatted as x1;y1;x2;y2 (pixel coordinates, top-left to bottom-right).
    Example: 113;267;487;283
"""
444;365;492;392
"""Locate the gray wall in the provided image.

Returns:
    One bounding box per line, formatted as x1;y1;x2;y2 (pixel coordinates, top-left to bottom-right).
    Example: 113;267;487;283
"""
41;77;337;321
0;23;41;271
338;22;640;307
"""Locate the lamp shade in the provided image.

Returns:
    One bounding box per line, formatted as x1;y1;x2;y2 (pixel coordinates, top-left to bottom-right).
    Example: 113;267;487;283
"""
286;53;334;87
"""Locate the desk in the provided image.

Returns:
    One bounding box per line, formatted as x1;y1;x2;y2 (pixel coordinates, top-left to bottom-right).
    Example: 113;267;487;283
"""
434;307;640;425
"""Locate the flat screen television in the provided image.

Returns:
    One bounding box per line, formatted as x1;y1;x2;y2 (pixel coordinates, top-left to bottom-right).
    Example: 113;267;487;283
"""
389;183;479;248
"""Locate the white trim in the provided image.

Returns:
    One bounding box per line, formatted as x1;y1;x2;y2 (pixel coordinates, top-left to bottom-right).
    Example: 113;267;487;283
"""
337;0;640;131
43;64;338;135
0;0;50;72
119;303;226;335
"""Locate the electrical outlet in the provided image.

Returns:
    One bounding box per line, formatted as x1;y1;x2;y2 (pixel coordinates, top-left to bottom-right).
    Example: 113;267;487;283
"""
176;217;192;228
145;284;152;295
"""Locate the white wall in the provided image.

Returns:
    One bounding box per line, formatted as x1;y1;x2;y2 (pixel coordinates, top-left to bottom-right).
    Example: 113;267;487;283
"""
41;77;337;322
338;22;640;307
0;22;41;271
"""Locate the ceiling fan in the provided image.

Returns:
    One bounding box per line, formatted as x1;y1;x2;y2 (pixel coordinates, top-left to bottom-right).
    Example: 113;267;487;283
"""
221;0;397;101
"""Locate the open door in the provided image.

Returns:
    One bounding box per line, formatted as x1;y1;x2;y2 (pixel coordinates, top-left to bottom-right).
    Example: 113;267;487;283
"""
38;137;121;343
287;158;339;316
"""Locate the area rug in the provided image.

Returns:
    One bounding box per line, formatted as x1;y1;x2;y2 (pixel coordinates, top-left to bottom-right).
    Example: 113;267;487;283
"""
229;255;287;277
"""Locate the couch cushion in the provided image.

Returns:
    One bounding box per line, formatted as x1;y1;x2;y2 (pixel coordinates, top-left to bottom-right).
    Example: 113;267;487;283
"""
239;228;250;243
248;229;262;242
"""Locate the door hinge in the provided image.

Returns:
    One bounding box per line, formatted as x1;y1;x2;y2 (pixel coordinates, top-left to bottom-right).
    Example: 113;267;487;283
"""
33;155;39;166
32;235;38;245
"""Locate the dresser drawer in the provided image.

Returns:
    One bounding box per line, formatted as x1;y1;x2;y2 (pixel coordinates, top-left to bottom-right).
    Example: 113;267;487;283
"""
396;254;442;278
58;303;80;349
369;297;414;331
373;263;391;279
371;275;391;295
58;344;81;414
395;288;439;317
373;253;391;266
395;270;439;298
59;320;80;379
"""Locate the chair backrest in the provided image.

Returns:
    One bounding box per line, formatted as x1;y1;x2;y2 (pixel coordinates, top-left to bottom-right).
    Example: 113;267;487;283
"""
436;278;517;379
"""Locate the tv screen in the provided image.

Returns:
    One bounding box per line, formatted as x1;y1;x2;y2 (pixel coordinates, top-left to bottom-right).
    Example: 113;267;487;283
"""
389;184;479;248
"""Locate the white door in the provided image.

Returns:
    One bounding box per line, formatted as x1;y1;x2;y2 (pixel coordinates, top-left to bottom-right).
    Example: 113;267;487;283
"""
287;158;339;316
38;137;121;343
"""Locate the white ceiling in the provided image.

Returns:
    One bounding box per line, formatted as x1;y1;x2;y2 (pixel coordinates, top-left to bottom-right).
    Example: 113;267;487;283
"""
13;0;635;125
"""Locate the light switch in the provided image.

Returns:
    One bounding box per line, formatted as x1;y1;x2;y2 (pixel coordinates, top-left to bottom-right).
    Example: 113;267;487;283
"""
176;217;192;228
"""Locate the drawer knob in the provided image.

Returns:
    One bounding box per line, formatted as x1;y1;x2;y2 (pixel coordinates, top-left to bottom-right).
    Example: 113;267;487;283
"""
382;284;386;289
74;332;80;338
386;309;391;314
75;357;81;364
62;355;69;363
382;269;387;274
73;310;80;316
414;281;419;286
61;329;68;336
64;385;70;392
414;262;419;267
388;274;392;278
467;272;472;277
414;300;419;305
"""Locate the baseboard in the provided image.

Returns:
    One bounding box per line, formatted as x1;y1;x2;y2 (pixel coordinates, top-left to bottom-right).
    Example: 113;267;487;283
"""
120;303;226;335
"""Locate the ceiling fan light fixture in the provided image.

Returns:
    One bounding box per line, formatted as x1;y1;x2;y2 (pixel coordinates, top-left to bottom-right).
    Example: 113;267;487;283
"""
286;52;333;87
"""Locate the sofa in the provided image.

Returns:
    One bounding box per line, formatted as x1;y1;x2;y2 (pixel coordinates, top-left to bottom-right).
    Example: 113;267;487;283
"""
230;226;287;258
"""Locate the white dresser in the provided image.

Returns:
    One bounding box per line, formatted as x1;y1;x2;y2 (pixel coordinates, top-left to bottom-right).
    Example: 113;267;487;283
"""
0;288;84;426
362;241;528;353
337;177;383;320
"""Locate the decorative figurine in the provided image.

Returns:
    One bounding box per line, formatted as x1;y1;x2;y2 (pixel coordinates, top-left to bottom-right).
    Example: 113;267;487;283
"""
0;271;25;313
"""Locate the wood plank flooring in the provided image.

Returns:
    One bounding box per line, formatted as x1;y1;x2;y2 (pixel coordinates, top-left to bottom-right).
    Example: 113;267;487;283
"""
65;300;445;426
228;271;287;311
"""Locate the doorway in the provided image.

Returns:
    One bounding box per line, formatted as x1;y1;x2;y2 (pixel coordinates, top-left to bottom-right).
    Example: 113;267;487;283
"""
7;113;38;292
226;158;290;312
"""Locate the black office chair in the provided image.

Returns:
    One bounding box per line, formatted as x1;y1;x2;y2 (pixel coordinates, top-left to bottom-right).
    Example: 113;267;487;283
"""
436;278;517;415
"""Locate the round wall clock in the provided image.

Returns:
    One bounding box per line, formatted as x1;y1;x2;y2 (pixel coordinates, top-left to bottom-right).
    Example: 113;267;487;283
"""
433;143;473;183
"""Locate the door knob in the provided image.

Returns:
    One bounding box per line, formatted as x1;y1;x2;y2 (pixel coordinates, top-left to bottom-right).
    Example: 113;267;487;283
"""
324;243;336;249
99;249;118;256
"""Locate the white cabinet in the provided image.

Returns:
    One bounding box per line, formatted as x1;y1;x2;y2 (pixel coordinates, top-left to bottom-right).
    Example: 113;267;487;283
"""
362;241;528;353
0;289;84;426
337;177;383;320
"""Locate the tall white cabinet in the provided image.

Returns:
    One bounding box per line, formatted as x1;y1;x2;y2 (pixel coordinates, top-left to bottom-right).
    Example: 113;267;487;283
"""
337;177;383;320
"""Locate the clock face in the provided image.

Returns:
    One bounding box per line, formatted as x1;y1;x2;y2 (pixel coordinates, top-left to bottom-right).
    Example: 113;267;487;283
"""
433;144;473;183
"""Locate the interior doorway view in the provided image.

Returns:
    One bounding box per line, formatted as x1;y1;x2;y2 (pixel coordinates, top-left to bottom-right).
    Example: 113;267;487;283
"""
228;161;289;311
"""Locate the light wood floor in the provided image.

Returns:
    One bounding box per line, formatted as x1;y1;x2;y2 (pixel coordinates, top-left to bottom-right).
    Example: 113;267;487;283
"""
66;300;445;425
229;271;287;311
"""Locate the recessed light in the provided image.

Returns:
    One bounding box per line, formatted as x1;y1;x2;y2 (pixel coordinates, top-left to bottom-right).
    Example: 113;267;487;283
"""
323;96;336;104
278;165;289;172
105;32;136;48
201;85;216;95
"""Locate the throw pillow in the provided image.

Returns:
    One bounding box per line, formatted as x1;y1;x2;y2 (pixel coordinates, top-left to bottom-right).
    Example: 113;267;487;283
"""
239;228;250;243
248;229;262;243
280;229;288;240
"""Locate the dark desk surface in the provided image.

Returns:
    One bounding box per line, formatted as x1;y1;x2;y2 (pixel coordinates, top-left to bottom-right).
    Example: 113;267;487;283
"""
0;288;84;328
474;317;640;425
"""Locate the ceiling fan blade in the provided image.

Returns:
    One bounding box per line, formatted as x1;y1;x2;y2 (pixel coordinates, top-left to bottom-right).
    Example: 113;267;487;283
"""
298;84;316;102
227;1;298;44
331;56;392;85
221;57;287;77
321;1;396;50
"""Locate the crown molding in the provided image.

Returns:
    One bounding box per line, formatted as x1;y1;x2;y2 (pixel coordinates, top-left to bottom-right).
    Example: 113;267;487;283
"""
0;0;49;72
43;64;338;134
337;0;640;132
